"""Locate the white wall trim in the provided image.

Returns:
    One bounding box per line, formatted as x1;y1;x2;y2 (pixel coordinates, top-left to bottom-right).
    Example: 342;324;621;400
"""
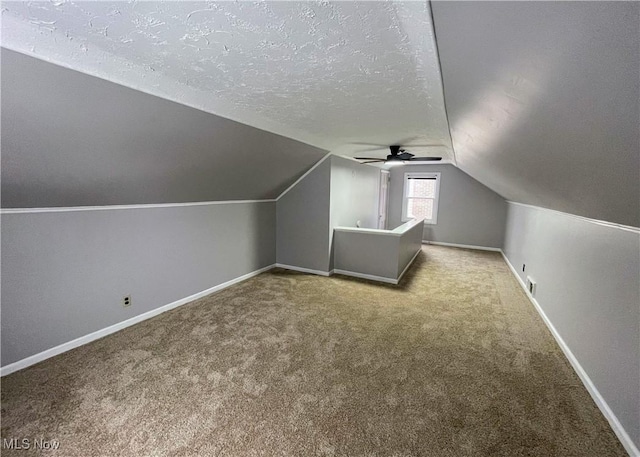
274;263;333;277
276;153;332;201
397;248;422;283
334;226;398;235
506;201;640;234
422;240;502;252
334;218;423;237
0;199;275;214
333;269;398;284
500;251;640;457
1;264;276;377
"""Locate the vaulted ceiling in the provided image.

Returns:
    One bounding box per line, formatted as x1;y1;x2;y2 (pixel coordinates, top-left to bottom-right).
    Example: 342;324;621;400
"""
431;1;639;227
1;1;454;160
2;48;327;206
2;1;638;225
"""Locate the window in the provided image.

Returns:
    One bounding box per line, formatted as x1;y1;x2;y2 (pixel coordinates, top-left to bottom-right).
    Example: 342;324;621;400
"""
402;172;441;224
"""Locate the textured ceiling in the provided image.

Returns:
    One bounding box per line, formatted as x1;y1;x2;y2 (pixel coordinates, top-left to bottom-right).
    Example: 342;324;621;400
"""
1;1;454;161
431;1;639;227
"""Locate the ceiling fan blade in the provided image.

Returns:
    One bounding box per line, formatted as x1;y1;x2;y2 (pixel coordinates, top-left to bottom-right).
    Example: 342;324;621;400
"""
407;157;442;161
398;152;414;160
362;160;385;164
355;157;386;161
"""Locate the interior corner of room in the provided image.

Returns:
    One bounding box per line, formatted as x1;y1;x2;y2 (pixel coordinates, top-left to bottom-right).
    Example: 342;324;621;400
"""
1;1;638;455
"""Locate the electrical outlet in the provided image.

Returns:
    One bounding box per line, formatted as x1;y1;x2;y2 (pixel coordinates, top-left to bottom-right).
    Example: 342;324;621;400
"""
123;295;132;307
522;264;526;272
526;277;537;296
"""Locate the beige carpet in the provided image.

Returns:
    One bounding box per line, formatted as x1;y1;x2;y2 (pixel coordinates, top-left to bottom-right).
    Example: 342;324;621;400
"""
1;246;626;456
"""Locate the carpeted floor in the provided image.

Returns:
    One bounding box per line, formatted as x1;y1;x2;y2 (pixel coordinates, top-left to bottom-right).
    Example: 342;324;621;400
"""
1;246;626;456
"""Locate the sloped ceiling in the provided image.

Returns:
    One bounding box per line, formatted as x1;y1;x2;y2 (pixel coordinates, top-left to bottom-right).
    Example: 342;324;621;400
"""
1;1;454;161
431;1;640;227
3;1;637;221
1;48;327;206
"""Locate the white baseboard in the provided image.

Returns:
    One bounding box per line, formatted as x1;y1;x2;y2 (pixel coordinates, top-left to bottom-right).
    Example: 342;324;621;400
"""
1;264;276;377
274;263;333;277
332;269;397;284
500;251;639;457
423;240;502;252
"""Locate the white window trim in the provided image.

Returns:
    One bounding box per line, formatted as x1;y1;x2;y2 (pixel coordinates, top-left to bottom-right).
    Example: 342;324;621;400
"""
401;172;441;225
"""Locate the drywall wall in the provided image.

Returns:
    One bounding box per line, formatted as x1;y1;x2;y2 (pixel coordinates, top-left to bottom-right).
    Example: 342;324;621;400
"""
330;156;381;230
431;1;640;227
388;164;506;248
503;202;640;453
1;202;275;366
333;231;399;280
1;48;326;208
276;157;332;273
276;155;381;274
396;221;423;277
333;219;423;283
329;156;381;269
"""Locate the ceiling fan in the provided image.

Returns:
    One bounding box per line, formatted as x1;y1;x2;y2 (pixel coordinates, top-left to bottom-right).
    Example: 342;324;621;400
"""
355;145;442;164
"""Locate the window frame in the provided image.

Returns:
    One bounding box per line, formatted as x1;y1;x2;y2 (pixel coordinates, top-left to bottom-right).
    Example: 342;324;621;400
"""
401;172;441;225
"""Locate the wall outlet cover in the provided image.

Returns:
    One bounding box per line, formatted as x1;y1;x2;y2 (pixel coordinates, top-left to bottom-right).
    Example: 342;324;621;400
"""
526;277;537;296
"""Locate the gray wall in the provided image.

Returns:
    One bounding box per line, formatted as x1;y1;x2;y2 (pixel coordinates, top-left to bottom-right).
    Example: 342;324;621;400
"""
431;1;640;227
333;220;423;282
276;158;332;272
1;48;326;207
389;164;507;248
503;202;640;451
1;202;276;366
396;221;423;277
330;156;381;230
276;155;381;273
329;156;381;269
334;231;399;280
